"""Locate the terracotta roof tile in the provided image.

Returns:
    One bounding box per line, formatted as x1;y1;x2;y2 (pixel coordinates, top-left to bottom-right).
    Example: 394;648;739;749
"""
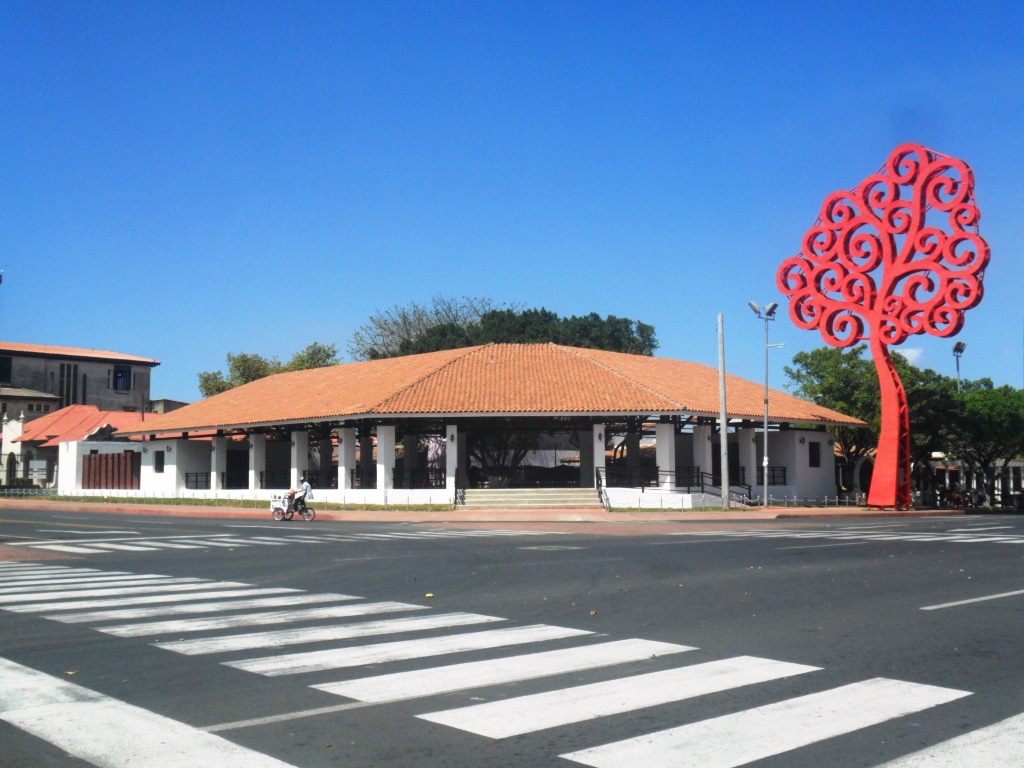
15;405;147;447
0;342;159;365
118;344;863;435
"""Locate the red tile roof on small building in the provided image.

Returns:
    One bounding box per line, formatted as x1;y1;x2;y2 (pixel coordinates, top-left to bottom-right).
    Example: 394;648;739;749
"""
0;342;159;366
15;405;147;447
118;344;864;436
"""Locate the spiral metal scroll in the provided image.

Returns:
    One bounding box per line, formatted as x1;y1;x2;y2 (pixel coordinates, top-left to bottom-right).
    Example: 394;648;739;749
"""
776;144;990;509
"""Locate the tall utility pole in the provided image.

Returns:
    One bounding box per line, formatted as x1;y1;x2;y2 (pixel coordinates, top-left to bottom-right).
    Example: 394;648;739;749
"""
953;341;967;393
717;314;730;509
749;301;780;508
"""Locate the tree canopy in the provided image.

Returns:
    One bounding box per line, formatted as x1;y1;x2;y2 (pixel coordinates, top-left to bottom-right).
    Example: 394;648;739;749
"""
786;344;1023;504
349;296;658;360
198;342;340;398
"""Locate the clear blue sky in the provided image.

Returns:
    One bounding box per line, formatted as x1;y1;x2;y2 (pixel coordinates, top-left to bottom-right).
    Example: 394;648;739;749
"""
2;1;1022;402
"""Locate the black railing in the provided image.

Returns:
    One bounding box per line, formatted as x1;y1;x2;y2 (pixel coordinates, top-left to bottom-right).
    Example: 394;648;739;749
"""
260;470;290;489
394;467;446;489
185;472;210;490
464;464;581;488
349;467;376;489
757;466;788;486
597;466;752;499
221;471;249;490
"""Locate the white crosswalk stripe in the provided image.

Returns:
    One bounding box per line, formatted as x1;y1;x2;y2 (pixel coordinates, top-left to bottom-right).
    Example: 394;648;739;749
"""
8;528;567;556
2;558;1012;768
99;600;428;637
419;656;820;738
3;587;300;613
686;527;1024;547
0;656;301;768
157;612;506;655
314;639;696;703
0;581;247;604
875;711;1024;766
228;623;594;676
46;593;361;623
561;678;970;768
0;576;200;594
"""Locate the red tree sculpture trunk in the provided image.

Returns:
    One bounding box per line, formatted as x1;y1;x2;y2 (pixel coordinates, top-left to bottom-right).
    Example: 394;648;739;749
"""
778;144;989;509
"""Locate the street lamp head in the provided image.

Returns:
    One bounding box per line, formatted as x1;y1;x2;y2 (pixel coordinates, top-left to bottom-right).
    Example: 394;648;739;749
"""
764;302;779;318
748;301;762;316
953;341;967;356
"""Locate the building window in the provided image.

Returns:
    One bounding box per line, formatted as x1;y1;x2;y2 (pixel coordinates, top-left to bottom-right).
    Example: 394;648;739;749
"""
0;357;10;383
60;363;80;407
113;365;131;392
809;441;821;468
154;451;165;473
27;404;34;412
42;404;50;412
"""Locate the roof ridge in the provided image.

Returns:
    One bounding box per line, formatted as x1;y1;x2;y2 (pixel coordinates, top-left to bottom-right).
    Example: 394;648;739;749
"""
368;345;490;413
560;347;687;410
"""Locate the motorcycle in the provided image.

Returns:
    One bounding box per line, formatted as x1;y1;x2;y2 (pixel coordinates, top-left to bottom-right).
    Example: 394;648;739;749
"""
270;491;315;521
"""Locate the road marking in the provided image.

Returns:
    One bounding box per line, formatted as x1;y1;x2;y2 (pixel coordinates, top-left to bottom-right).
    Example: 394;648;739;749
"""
35;530;138;535
76;542;160;552
3;587;299;613
101;601;427;637
1;570;116;582
0;576;194;594
776;542;871;550
228;624;592;676
34;544;106;553
203;700;377;733
875;711;1024;766
158;612;505;655
0;581;246;605
47;593;361;623
561;678;970;768
316;639;695;703
0;656;301;767
419;656;819;739
920;588;1024;611
946;526;1014;532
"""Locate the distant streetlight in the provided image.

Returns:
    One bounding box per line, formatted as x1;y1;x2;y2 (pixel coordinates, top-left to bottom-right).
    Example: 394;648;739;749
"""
749;301;781;507
953;341;967;393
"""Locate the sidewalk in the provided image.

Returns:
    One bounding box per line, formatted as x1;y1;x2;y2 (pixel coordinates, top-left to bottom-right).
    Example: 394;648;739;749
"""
0;498;963;523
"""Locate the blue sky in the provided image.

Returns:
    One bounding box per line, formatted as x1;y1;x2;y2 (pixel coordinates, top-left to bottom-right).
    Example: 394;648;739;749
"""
2;1;1022;401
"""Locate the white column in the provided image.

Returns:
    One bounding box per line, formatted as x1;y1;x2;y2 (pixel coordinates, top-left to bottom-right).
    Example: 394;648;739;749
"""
290;430;309;488
693;424;713;480
740;428;757;492
210;436;227;492
57;441;85;495
592;424;606;489
248;434;266;492
655;422;676;489
376;424;396;491
445;424;459;493
579;427;594;488
338;428;356;490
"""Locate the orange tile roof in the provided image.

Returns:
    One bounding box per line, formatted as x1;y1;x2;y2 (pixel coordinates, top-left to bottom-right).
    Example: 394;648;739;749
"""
0;342;159;365
118;344;864;436
16;405;147;447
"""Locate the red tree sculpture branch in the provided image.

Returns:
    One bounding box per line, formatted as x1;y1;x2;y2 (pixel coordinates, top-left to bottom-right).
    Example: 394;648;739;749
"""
777;143;989;509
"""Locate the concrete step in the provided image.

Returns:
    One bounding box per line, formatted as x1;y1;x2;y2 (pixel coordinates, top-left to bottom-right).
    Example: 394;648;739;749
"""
459;487;603;510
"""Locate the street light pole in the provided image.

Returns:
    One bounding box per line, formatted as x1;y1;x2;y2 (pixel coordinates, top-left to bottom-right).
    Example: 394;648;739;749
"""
953;341;967;393
749;301;780;508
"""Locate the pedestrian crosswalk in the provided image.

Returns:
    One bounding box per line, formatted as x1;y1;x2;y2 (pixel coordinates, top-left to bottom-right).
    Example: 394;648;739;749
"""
5;527;563;555
0;558;1013;768
679;525;1024;547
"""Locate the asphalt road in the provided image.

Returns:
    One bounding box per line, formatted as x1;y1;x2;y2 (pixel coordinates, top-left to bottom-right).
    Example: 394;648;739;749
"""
1;507;1022;767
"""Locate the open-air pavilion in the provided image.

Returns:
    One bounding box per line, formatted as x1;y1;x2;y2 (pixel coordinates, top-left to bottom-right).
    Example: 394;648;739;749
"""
59;343;862;507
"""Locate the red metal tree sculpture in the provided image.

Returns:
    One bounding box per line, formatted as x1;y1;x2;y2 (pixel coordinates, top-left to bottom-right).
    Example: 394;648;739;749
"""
777;144;989;509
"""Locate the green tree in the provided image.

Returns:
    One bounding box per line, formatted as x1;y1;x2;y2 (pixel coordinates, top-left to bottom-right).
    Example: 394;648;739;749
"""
198;342;339;397
351;299;659;359
785;345;879;491
946;384;1024;505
